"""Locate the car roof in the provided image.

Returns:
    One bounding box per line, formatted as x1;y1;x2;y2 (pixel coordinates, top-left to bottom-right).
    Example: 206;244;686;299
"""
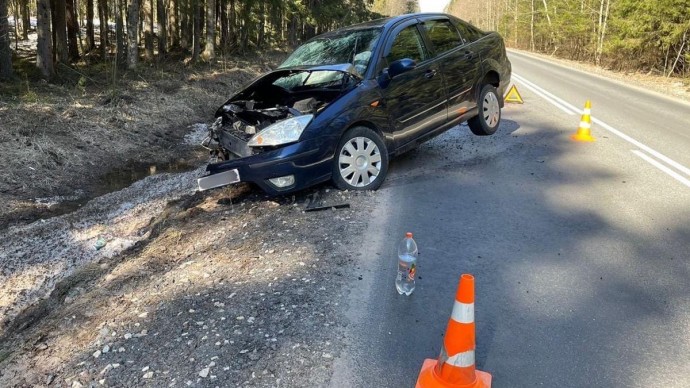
317;13;455;37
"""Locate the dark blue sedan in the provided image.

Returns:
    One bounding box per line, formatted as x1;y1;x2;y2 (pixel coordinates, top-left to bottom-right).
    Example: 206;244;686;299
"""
198;13;512;194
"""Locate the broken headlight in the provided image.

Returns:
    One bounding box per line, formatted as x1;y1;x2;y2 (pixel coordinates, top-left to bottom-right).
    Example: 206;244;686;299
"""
247;114;313;147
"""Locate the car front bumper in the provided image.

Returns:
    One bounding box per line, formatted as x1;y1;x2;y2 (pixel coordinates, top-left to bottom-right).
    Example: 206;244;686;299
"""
198;137;335;195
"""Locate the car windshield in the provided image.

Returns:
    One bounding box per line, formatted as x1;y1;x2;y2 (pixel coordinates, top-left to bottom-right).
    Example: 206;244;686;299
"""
279;28;382;76
272;70;345;90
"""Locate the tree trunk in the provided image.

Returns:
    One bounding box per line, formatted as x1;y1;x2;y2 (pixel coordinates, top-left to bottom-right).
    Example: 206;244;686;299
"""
20;0;29;40
145;0;153;60
513;0;518;47
596;0;610;66
595;0;604;64
51;0;68;64
228;0;235;49
529;0;534;51
667;30;687;77
36;0;54;78
257;0;264;48
10;0;17;50
170;0;179;47
127;0;139;69
86;0;95;50
180;0;188;48
157;0;166;58
0;0;13;80
202;0;214;60
98;0;107;59
239;3;249;50
65;0;79;61
191;0;201;61
219;0;227;52
115;0;125;68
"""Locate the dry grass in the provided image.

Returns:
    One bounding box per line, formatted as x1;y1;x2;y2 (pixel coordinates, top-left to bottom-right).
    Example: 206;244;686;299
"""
0;51;286;227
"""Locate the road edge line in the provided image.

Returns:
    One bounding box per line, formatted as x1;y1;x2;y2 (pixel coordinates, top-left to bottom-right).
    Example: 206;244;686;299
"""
513;73;690;183
511;74;576;115
507;49;690;109
631;150;690;188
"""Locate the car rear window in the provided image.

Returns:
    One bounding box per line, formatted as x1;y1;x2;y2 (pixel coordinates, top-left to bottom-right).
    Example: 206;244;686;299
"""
423;19;463;55
454;20;486;44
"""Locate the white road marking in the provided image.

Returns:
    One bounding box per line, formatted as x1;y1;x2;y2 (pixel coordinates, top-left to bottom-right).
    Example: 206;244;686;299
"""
591;117;690;177
508;49;690;109
510;74;575;115
631;150;690;188
512;72;690;187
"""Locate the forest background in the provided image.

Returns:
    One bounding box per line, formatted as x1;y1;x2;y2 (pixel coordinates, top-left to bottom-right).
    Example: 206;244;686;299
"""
0;0;687;82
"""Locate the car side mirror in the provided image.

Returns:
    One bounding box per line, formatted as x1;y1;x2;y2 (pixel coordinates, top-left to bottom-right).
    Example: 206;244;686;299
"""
377;70;391;88
388;58;417;78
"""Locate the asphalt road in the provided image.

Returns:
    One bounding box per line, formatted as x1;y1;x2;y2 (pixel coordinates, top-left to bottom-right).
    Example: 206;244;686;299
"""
329;51;690;387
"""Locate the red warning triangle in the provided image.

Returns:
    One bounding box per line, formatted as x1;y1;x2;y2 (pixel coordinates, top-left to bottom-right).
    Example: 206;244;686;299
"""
504;85;524;104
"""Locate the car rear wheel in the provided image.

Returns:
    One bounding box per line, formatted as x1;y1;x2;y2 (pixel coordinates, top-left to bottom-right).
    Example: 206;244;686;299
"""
468;84;501;136
332;127;389;191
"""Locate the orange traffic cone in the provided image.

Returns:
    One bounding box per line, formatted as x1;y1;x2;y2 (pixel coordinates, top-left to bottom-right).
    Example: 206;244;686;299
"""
416;274;492;388
571;100;595;142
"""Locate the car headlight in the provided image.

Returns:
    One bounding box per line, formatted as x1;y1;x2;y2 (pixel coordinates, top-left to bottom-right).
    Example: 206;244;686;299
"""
247;115;314;147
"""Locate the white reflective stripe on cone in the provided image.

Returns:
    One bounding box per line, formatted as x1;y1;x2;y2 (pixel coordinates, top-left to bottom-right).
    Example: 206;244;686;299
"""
583;109;591;114
450;301;474;324
446;349;475;368
579;121;591;129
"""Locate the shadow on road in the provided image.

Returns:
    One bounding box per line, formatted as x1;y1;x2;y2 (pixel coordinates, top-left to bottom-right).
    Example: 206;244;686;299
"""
333;110;690;387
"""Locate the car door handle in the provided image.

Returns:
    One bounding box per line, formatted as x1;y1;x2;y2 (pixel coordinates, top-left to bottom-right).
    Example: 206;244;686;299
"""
424;69;437;79
463;51;476;60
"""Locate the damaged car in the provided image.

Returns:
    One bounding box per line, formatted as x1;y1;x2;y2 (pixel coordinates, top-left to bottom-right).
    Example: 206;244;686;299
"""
198;13;511;194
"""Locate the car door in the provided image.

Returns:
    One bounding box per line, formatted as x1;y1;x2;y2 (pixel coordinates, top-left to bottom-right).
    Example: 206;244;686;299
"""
419;16;480;123
378;21;447;150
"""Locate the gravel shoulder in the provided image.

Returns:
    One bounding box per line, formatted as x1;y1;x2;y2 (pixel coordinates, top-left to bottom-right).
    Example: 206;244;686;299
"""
0;168;377;386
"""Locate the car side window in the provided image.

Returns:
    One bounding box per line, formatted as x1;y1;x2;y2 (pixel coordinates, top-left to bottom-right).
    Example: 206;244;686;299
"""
454;20;485;44
423;19;463;55
387;25;427;66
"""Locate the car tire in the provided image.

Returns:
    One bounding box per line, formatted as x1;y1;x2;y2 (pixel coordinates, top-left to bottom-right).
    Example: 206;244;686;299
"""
332;126;389;191
468;84;501;136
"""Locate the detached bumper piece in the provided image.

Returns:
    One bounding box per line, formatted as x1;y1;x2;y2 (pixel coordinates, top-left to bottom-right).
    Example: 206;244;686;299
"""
198;169;241;191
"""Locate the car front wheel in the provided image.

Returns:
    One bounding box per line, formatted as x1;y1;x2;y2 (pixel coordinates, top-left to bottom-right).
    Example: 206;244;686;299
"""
468;84;501;136
332;127;389;191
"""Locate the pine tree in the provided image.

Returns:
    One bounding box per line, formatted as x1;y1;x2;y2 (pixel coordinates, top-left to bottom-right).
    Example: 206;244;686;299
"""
36;0;55;78
0;0;13;80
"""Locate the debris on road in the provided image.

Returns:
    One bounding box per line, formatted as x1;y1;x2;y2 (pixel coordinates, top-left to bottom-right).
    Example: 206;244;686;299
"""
305;203;351;212
305;191;351;212
94;237;107;251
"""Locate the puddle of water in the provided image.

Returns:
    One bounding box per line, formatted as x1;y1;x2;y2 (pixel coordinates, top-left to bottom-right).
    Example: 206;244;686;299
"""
99;159;198;193
30;155;205;220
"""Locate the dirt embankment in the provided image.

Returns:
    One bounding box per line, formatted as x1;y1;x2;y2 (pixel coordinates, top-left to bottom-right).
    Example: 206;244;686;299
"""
0;53;281;229
0;181;374;387
0;51;381;387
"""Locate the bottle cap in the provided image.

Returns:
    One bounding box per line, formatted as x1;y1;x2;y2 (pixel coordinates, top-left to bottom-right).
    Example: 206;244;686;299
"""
405;232;413;238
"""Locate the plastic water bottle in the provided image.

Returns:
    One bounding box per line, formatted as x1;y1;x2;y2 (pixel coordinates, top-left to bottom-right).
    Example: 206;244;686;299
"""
396;232;418;295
